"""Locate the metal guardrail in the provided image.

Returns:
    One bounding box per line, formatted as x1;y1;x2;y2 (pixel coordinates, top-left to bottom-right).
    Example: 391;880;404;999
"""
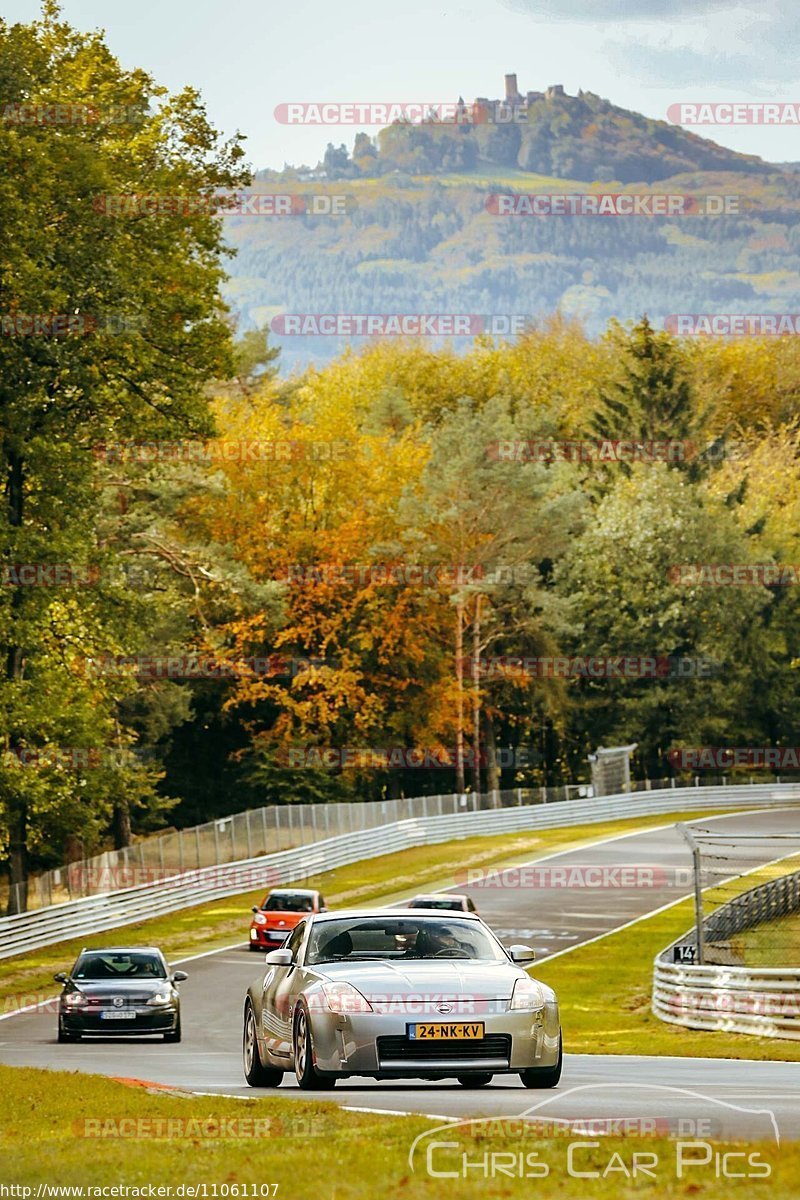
2;781;799;961
653;864;800;1039
653;961;800;1040
6;771;792;912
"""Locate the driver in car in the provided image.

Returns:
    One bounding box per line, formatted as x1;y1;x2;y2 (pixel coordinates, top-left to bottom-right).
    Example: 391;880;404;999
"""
413;924;469;958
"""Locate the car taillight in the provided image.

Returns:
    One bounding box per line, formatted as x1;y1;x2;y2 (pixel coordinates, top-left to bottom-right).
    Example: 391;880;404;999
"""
321;981;373;1014
508;979;545;1011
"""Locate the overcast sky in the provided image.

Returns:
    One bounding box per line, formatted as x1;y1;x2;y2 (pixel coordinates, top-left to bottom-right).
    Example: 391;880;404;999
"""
4;0;799;170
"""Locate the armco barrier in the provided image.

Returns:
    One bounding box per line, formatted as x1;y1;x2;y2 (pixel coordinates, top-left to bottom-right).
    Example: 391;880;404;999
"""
653;852;800;1039
2;782;799;960
653;961;800;1039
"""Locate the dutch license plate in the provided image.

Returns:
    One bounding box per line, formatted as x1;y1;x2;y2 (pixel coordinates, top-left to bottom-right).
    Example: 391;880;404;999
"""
407;1022;484;1040
101;1010;136;1020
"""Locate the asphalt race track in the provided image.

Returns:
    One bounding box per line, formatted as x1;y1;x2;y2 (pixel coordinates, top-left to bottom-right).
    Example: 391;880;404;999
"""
2;807;799;1139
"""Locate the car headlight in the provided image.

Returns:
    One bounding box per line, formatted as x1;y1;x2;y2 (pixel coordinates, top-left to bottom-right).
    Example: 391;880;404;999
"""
508;978;546;1011
146;992;172;1006
63;993;87;1008
321;981;373;1014
253;913;267;925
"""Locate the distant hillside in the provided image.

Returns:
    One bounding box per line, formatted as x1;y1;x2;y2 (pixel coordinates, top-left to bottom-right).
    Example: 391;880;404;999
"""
261;80;772;186
227;81;800;372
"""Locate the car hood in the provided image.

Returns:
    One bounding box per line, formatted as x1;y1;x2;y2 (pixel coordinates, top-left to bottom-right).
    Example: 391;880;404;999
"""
68;979;170;996
311;959;523;1001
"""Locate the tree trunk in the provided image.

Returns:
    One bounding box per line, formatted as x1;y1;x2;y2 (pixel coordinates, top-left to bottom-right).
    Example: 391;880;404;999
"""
485;710;501;795
112;799;132;850
4;446;28;914
6;808;28;915
454;600;465;793
471;594;482;795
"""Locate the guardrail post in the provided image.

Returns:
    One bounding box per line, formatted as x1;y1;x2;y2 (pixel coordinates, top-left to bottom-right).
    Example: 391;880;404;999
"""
677;823;706;965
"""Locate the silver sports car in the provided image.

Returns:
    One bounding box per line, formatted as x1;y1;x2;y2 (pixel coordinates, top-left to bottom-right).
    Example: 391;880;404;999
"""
242;908;561;1090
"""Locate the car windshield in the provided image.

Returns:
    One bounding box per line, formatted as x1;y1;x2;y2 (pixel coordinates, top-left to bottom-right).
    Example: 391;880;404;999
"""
73;951;167;980
306;917;506;964
409;898;464;910
261;892;315;912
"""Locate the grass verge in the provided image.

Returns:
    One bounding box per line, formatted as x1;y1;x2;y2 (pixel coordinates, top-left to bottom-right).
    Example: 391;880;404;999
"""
1;1064;797;1197
0;809;731;1012
538;866;800;1060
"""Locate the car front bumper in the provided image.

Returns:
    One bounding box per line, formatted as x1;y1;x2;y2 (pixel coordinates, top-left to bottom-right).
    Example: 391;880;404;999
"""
302;1002;561;1078
60;1007;178;1035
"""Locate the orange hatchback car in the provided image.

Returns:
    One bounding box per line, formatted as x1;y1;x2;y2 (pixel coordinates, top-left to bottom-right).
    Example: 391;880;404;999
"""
249;888;327;951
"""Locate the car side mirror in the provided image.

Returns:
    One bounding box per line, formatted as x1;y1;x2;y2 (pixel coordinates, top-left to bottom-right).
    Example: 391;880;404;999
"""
319;906;328;913
265;948;293;966
251;906;259;913
172;970;188;983
53;972;68;983
509;944;536;964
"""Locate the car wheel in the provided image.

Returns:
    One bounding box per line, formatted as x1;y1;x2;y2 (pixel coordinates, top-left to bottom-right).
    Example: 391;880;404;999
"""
520;1033;562;1089
249;943;261;952
457;1074;493;1087
293;1006;335;1090
163;1016;181;1043
57;1022;79;1044
243;1003;284;1087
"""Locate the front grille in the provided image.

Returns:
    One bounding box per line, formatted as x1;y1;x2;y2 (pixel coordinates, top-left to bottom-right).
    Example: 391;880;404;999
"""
377;1034;511;1063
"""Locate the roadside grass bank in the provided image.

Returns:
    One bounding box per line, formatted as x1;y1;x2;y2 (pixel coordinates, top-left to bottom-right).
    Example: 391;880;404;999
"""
0;1064;796;1198
538;855;800;1061
0;808;731;1011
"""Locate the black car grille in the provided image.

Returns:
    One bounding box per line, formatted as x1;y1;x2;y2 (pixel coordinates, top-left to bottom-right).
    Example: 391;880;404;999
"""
377;1034;511;1062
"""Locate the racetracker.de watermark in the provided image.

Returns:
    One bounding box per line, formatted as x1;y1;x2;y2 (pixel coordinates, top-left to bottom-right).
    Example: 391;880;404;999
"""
1;564;100;587
273;100;530;125
66;864;282;892
93;439;351;463
1;102;148;126
668;747;800;770
488;439;700;463
667;101;800;125
278;746;535;769
92;192;356;217
669;564;800;586
665;314;800;336
1;747;150;771
456;864;694;889
462;655;721;680
82;654;334;680
278;563;485;586
486;193;738;217
73;1116;326;1139
269;314;528;337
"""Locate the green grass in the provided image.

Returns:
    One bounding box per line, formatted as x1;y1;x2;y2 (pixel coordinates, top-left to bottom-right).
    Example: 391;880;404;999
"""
1;809;728;1013
1;1064;798;1197
731;907;800;968
538;860;800;1061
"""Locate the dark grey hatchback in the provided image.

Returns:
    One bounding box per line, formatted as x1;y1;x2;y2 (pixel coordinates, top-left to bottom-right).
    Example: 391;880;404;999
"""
55;947;187;1043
